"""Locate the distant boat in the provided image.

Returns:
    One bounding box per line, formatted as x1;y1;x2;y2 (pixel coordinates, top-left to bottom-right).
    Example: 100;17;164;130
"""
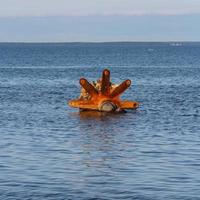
170;43;182;46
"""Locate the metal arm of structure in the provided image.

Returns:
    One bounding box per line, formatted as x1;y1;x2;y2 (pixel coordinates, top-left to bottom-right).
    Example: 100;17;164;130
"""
68;69;139;112
79;78;99;97
101;69;110;96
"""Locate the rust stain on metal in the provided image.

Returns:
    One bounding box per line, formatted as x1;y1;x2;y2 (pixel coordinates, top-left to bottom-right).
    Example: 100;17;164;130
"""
68;69;139;112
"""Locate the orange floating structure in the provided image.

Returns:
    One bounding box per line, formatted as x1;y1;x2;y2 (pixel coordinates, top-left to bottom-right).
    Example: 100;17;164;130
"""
68;69;139;112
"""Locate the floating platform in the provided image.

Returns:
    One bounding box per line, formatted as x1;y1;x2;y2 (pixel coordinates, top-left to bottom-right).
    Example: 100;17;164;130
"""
68;69;139;112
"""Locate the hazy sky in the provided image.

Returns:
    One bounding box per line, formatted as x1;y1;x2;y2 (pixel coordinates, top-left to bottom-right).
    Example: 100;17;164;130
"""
0;0;200;41
1;0;200;16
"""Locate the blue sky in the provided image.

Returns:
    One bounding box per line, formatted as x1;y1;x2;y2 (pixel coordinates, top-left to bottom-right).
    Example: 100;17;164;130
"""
0;0;200;42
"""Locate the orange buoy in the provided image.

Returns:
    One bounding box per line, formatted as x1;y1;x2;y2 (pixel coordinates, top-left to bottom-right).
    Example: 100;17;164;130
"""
68;69;139;112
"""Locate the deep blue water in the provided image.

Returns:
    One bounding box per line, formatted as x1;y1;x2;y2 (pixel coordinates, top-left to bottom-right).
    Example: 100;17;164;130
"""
0;42;200;200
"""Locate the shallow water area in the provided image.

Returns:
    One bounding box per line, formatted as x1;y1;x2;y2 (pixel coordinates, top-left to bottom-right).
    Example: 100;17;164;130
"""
0;42;200;199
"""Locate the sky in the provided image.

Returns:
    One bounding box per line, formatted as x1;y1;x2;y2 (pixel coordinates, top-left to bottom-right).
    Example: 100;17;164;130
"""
0;0;200;42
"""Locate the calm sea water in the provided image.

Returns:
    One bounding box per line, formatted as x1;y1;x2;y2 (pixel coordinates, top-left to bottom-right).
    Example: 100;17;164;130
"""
0;42;200;200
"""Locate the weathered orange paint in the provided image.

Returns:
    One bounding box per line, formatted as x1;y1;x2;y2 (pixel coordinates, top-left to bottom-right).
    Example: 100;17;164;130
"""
68;69;139;112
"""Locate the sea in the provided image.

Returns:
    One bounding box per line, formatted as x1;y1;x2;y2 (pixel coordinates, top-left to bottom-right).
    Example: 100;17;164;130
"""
0;42;200;200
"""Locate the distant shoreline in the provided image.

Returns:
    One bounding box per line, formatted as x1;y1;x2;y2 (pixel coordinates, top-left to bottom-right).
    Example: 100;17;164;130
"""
0;41;200;44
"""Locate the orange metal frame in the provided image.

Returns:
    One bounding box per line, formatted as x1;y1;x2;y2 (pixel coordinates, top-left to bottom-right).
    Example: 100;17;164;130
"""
68;69;139;111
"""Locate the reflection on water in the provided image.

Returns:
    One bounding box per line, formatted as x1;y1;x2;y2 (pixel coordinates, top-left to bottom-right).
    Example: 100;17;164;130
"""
78;110;127;119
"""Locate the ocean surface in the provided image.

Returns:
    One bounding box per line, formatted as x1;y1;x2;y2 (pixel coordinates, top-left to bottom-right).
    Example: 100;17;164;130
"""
0;42;200;200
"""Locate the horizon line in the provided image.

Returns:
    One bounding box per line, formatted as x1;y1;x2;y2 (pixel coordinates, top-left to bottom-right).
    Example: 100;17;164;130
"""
1;41;200;44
